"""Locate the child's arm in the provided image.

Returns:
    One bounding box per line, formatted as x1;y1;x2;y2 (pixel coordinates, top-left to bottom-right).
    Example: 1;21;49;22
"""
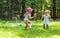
28;14;34;19
24;13;26;16
48;15;51;19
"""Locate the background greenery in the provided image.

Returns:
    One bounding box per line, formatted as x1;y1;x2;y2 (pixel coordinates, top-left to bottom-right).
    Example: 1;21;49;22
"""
0;20;60;38
0;0;60;20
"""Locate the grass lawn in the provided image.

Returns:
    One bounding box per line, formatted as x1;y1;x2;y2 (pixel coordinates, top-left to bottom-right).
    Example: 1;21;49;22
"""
0;20;60;38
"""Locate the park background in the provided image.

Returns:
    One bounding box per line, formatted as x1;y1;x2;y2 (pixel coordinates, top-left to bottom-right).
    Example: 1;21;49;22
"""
0;0;60;38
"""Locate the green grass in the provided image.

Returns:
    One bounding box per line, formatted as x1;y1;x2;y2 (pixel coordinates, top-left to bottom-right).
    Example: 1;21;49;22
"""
0;20;60;38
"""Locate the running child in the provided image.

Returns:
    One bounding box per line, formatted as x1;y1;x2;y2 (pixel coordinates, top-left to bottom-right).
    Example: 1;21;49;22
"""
24;7;35;30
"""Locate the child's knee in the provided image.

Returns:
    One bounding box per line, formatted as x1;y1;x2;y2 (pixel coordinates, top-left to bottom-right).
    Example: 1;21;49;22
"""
30;22;32;25
25;22;28;24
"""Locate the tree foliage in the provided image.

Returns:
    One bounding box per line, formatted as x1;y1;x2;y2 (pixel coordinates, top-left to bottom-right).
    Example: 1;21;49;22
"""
0;0;60;20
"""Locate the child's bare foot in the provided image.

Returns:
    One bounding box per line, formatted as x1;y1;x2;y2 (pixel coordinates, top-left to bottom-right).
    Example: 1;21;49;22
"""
46;25;48;29
43;24;45;29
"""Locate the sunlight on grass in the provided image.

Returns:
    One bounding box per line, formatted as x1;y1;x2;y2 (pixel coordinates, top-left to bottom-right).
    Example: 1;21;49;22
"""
0;31;20;38
35;35;60;38
51;35;60;38
0;20;60;38
50;22;60;27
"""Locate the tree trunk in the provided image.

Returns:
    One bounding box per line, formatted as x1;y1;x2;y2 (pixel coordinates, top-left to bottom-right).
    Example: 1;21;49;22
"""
20;0;25;19
31;2;34;17
52;0;57;20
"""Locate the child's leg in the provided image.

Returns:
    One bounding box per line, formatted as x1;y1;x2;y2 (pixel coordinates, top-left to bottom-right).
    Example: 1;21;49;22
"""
46;21;49;29
29;22;32;28
43;24;45;29
28;21;32;28
25;22;28;30
46;24;48;29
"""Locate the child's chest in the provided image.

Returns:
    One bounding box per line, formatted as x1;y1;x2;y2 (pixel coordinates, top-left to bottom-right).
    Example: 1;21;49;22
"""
44;16;49;20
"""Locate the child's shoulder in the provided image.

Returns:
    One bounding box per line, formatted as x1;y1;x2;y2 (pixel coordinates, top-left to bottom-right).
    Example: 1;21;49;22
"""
28;14;31;16
28;14;31;15
43;14;50;16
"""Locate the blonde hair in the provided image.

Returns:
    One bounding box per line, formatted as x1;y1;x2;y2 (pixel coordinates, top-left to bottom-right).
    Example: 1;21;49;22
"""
45;10;49;13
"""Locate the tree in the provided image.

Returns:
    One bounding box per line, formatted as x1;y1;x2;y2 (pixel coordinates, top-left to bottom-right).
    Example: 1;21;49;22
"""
31;2;34;17
52;0;57;20
20;0;25;19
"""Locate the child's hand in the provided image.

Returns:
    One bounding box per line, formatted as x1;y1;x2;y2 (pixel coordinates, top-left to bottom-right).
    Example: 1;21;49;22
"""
30;16;35;19
33;16;36;18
